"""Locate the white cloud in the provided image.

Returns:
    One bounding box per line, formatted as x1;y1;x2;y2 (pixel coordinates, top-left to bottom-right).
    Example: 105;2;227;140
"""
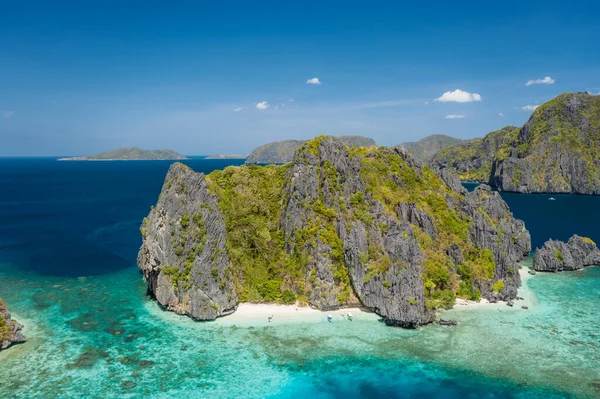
498;112;505;117
445;114;466;119
289;98;294;102
434;89;482;103
424;101;429;105
526;76;555;86
234;107;243;112
256;101;269;110
306;77;321;85
521;105;539;111
1;110;14;118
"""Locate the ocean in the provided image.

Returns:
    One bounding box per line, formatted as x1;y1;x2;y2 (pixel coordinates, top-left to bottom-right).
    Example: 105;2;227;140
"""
0;158;599;398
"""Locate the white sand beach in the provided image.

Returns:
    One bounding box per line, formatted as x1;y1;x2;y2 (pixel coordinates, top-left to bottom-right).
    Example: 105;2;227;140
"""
452;266;537;311
215;303;380;326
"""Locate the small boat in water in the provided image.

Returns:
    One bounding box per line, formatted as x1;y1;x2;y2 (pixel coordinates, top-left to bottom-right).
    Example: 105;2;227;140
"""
327;314;333;323
549;197;556;201
347;311;353;321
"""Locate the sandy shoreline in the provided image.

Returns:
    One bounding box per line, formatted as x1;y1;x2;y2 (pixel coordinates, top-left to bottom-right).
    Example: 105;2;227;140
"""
450;265;537;311
215;265;538;326
215;303;380;326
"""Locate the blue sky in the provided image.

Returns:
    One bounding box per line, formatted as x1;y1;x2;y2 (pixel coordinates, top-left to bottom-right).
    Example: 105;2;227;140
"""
1;1;599;156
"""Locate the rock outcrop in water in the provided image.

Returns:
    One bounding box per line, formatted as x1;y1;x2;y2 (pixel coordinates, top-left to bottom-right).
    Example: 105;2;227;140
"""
0;298;26;350
533;235;600;272
430;92;600;195
139;136;531;327
245;136;376;164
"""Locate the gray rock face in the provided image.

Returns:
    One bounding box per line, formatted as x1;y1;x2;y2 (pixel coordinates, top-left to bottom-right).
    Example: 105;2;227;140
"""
462;185;531;300
137;163;237;320
139;137;531;328
431;92;600;195
533;235;600;272
0;300;26;350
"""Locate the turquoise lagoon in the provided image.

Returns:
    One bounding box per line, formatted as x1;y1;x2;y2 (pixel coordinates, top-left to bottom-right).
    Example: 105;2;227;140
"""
0;158;599;398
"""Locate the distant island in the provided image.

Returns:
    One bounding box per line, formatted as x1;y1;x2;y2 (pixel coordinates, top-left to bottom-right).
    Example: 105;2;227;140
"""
398;134;475;163
205;154;247;160
245;135;376;164
430;92;600;195
58;147;187;161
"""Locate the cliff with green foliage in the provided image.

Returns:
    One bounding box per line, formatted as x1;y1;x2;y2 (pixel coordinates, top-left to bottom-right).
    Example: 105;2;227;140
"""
245;136;376;164
139;136;530;327
59;147;187;161
429;126;519;182
431;92;600;194
398;134;474;163
0;298;25;350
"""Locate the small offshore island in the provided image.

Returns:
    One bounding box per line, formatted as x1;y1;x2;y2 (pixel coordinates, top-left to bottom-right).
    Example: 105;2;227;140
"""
138;136;531;327
58;147;187;161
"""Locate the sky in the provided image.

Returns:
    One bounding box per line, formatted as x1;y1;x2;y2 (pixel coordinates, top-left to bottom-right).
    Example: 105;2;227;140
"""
1;1;599;156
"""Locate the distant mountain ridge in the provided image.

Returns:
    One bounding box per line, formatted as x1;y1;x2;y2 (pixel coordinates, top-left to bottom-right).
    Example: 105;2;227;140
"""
398;134;474;162
59;147;187;161
430;92;600;194
245;135;376;164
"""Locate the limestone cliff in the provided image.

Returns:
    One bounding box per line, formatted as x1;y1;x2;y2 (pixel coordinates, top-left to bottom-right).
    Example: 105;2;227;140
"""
533;235;600;272
139;137;531;327
0;299;25;350
430;92;600;194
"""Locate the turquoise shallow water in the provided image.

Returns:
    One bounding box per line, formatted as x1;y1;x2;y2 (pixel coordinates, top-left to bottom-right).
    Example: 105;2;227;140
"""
1;159;600;398
1;259;599;398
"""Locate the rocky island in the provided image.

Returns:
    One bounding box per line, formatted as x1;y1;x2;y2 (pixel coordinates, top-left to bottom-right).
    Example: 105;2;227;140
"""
398;134;474;163
138;136;530;328
430;92;600;194
245;135;376;164
533;235;600;272
0;298;25;350
58;147;187;161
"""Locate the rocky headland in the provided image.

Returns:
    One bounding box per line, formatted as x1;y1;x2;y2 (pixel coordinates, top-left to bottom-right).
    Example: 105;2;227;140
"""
138;136;531;328
245;135;376;164
533;235;600;272
0;299;25;350
430;92;600;194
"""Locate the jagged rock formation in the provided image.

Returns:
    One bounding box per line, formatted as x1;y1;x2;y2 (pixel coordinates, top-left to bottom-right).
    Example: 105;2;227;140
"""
245;136;376;164
139;136;531;327
431;92;600;195
0;299;25;350
398;134;474;163
137;164;237;320
533;235;600;272
59;148;187;161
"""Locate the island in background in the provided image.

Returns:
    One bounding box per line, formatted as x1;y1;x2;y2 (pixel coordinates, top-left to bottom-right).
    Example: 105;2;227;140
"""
397;134;476;163
245;135;376;164
205;154;247;160
58;147;187;161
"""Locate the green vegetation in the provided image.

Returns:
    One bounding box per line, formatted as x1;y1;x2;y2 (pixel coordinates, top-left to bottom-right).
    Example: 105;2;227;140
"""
492;280;505;293
160;136;511;310
554;250;564;263
0;299;13;342
582;237;596;245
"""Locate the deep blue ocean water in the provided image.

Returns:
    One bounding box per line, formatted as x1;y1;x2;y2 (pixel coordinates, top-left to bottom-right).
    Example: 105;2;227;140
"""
0;159;599;398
